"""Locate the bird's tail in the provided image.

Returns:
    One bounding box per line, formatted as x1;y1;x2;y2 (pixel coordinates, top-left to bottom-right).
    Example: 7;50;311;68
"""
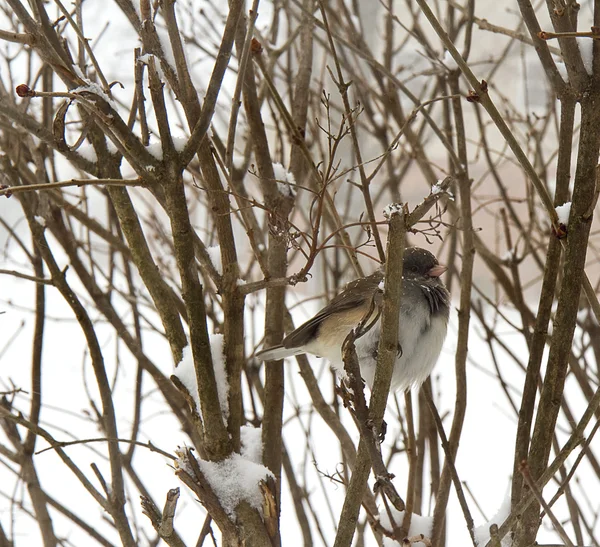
255;345;304;362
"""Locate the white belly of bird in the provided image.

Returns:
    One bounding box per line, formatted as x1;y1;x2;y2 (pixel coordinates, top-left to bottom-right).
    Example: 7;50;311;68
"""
309;310;448;392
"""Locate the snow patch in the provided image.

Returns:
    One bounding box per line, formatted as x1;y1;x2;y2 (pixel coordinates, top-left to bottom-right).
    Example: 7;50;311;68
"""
145;141;163;160
577;37;593;74
232;155;246;170
240;425;263;464
106;140;119;155
211;334;230;420
143;137;187;159
173;335;230;420
72;81;115;107
137;53;167;82
431;179;447;195
172;136;188;152
173;345;199;411
501;248;516;262
155;27;177;72
34;216;46;227
379;509;433;545
474;493;512;546
273;163;296;197
383;203;403;219
76;144;98;163
555;202;571;225
197;454;273;517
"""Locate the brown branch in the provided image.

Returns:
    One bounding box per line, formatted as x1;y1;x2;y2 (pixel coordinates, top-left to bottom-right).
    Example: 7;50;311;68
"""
318;0;385;262
519;462;575;547
0;178;144;196
141;489;187;547
333;206;407;547
0;268;53;285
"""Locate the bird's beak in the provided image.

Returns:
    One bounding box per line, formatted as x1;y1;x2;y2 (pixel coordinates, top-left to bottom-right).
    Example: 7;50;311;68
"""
428;264;447;277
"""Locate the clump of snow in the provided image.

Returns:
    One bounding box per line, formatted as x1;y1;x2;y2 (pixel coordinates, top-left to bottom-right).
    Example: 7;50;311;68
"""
72;81;115;107
434;178;456;200
379;508;433;545
34;215;46;227
137;53;167;82
272;163;296;197
173;345;199;411
172;335;230;420
106;140;119;155
443;49;459;71
206;245;223;275
76;144;98;163
577;37;593;75
378;280;385;291
555;202;571;225
383;203;403;219
501;248;516;262
196;454;273;517
155;27;177;71
240;425;263;464
174;447;194;475
145;141;163;160
431;179;447;195
210;334;230;420
172;136;188;152
474;494;512;546
232;155;246;170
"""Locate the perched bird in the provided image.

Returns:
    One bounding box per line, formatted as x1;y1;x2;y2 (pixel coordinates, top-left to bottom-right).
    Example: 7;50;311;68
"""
256;247;450;392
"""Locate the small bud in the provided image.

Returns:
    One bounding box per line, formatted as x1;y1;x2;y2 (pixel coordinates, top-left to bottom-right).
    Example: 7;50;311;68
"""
15;84;34;97
466;90;480;103
251;38;263;55
552;223;568;239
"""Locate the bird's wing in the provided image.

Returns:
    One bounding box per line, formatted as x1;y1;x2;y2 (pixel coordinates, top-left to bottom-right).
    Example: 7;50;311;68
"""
283;270;383;349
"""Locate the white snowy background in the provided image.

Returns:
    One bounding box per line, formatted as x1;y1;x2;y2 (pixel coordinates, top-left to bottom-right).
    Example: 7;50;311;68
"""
1;0;598;546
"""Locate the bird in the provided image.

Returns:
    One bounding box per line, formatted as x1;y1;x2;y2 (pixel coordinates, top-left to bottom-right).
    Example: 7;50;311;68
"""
256;247;450;392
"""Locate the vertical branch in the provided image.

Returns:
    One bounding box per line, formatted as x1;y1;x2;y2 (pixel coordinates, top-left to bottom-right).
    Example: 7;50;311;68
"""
510;96;576;515
333;207;407;547
402;391;417;533
516;95;600;547
431;75;474;547
162;164;233;460
20;241;57;547
288;0;316;185
22;210;136;547
236;22;295;543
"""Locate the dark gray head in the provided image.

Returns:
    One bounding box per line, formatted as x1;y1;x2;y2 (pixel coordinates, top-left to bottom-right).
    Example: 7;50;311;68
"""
403;247;447;279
